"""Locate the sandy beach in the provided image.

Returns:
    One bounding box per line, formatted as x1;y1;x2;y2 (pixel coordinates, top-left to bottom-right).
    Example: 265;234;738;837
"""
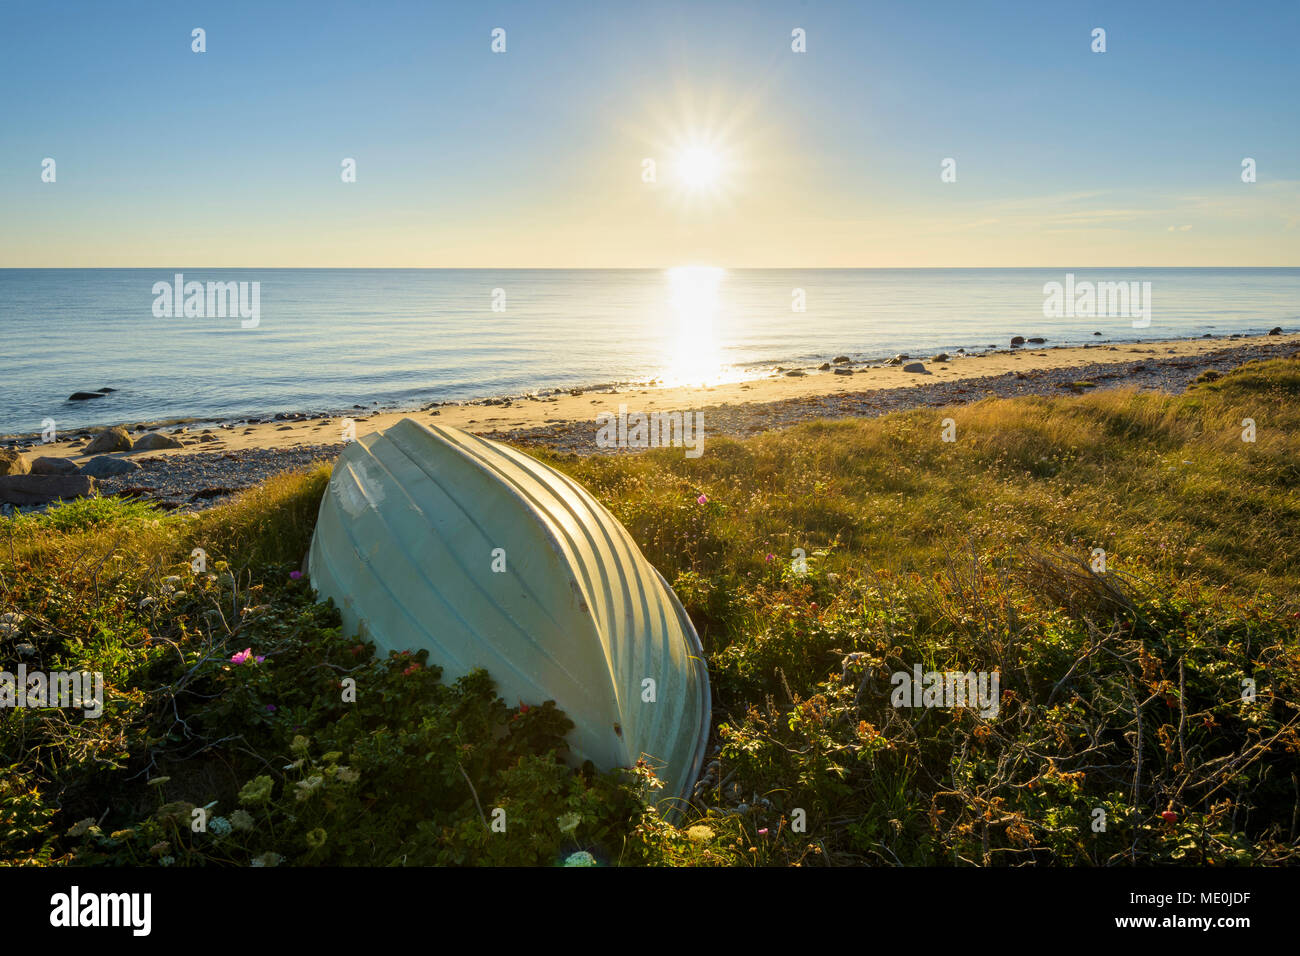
4;331;1298;511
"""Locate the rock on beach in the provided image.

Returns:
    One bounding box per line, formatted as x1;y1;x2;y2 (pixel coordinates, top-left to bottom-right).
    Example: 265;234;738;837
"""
83;426;133;454
0;474;97;505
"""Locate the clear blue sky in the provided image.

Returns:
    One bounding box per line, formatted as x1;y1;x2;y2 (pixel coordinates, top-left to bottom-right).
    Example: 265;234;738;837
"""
2;0;1296;266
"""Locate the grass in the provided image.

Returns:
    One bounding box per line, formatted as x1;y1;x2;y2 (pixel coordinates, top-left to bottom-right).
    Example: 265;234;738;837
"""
2;357;1298;866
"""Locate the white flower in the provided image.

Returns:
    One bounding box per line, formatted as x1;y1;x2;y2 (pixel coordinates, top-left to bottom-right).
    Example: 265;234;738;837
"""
557;812;581;834
294;775;324;801
686;825;716;844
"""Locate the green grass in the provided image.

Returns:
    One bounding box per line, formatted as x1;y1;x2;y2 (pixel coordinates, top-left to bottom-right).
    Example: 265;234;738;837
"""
3;357;1298;866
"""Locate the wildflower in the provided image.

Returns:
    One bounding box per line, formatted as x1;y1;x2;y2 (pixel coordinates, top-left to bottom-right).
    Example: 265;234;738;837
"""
67;817;97;838
686;825;715;844
291;734;310;754
294;775;325;801
305;828;328;850
336;767;360;784
231;648;252;665
402;663;422;675
208;816;233;838
564;851;597;867
758;828;769;836
265;704;277;713
557;812;581;834
696;494;707;505
237;775;275;807
250;852;282;868
289;570;303;580
230;810;254;832
765;553;774;562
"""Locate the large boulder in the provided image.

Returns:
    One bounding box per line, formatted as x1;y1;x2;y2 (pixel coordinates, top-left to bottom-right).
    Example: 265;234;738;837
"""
0;449;30;477
133;432;184;451
0;474;97;505
31;457;78;476
81;456;142;479
83;426;133;454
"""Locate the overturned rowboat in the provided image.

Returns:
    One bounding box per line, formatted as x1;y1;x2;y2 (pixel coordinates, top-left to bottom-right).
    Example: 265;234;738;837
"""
307;418;711;812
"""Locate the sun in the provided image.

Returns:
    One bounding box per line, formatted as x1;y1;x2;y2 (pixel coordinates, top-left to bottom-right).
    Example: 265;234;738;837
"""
676;146;724;191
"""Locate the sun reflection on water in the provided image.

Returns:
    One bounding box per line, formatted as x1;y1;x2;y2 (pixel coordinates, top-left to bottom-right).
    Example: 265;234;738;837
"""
660;266;732;387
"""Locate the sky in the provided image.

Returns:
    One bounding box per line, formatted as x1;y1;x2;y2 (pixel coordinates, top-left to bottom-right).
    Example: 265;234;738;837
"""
1;0;1296;267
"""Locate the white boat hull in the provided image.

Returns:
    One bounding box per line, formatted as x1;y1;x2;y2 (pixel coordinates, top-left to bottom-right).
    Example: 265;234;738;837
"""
308;418;711;813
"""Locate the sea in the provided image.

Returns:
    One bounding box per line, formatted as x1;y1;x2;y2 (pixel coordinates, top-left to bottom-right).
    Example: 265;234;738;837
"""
1;267;1297;436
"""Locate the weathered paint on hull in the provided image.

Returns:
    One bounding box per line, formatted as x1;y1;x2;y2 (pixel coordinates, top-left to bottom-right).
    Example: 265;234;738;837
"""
308;418;711;813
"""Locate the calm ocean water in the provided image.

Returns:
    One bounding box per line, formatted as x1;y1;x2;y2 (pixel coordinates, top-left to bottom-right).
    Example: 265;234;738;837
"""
1;268;1297;436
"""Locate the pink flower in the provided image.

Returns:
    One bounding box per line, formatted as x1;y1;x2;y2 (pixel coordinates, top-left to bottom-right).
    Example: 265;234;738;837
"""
757;828;769;836
231;648;252;665
289;570;303;580
765;553;774;562
696;494;707;505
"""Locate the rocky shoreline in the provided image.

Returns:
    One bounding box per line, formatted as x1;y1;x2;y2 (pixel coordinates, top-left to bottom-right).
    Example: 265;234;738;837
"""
3;336;1297;516
495;339;1300;453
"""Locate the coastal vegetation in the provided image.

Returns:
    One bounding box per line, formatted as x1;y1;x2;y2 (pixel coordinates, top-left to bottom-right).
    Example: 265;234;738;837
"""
3;358;1298;866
